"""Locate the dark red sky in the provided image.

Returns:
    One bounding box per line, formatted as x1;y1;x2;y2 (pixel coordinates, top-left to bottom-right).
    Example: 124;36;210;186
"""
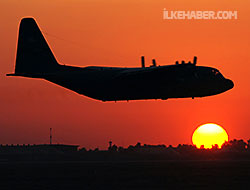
0;0;249;149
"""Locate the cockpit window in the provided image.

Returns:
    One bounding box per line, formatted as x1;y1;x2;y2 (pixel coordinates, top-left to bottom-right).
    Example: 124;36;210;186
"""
211;69;224;78
195;68;224;80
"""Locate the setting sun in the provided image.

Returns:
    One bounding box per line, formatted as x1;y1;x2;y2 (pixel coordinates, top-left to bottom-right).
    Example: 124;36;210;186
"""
192;123;229;149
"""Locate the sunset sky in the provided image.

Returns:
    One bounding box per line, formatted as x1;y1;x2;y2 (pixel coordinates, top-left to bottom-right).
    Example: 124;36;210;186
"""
1;0;249;149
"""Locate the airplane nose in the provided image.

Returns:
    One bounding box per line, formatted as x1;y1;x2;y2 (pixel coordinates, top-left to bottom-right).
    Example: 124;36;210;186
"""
225;79;234;90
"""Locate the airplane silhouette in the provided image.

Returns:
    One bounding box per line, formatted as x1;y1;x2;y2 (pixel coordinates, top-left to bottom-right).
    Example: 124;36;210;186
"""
7;18;234;102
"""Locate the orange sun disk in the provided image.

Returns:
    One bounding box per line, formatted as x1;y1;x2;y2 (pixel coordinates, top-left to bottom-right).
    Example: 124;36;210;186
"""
192;123;229;149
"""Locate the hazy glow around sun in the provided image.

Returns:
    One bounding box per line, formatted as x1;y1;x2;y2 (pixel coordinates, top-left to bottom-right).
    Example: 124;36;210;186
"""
192;123;229;149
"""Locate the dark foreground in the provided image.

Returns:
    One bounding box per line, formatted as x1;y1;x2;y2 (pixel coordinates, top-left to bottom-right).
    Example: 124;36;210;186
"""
1;160;250;190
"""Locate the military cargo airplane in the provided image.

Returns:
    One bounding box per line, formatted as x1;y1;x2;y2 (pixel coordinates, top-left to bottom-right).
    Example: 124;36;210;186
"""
7;18;234;102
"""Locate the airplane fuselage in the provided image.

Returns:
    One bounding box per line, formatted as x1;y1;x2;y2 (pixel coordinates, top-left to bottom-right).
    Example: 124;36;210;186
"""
40;63;234;101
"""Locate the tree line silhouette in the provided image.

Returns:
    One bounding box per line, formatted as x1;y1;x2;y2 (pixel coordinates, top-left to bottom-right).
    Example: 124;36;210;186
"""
1;139;250;161
76;139;250;161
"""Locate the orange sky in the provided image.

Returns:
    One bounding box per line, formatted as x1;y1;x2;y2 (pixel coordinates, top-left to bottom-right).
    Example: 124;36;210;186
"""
0;0;249;149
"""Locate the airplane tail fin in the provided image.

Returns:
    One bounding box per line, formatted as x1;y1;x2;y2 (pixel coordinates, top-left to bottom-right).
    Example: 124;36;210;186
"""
7;18;60;77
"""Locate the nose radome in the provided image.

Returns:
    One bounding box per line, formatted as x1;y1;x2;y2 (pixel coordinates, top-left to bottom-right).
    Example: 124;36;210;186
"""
226;79;234;90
